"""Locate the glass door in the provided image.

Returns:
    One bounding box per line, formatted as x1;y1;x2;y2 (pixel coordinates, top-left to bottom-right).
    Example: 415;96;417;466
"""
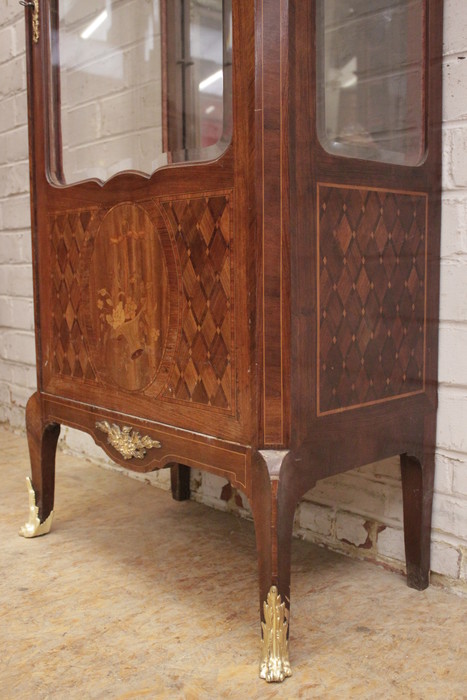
24;0;254;443
46;0;232;185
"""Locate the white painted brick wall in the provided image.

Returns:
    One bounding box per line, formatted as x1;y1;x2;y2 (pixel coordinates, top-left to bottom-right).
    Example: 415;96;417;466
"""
1;1;466;590
57;2;164;183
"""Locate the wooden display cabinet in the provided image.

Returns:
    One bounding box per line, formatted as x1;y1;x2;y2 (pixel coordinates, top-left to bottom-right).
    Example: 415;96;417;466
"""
21;0;443;682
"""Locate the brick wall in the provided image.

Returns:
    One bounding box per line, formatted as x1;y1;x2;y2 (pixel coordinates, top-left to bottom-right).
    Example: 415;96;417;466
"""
1;0;466;588
0;1;34;428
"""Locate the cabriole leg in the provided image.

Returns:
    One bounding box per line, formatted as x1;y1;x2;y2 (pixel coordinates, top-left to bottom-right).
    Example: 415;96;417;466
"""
400;448;435;590
20;393;60;538
251;451;298;682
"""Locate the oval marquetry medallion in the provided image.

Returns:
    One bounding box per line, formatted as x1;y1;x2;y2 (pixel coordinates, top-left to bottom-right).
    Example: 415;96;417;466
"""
81;202;173;392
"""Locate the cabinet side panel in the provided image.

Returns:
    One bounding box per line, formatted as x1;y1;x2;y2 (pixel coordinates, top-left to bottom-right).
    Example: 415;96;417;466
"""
288;0;442;466
317;184;427;415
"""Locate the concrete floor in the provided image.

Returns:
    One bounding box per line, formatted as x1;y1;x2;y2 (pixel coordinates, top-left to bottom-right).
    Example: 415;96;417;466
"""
1;425;466;699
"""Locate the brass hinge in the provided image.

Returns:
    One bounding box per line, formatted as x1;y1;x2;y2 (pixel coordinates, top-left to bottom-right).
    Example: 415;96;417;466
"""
20;0;39;44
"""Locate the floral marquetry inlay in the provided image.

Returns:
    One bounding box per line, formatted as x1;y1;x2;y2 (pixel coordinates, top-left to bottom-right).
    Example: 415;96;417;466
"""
81;203;171;392
48;193;233;412
49;199;180;397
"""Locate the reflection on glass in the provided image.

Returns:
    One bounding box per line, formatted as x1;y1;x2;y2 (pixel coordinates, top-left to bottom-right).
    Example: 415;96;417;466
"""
316;0;425;165
50;0;232;184
164;0;232;161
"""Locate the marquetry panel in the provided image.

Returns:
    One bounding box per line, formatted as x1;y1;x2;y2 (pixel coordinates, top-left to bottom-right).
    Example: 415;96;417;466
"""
50;210;98;381
161;193;233;410
79;202;174;393
49;193;234;412
318;184;427;415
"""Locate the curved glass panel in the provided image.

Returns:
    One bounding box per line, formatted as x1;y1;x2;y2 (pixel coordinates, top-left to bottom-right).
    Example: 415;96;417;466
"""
49;0;232;184
316;0;425;165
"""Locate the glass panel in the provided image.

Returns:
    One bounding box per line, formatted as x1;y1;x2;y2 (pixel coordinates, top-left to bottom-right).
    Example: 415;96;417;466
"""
316;0;425;165
49;0;232;185
165;0;232;161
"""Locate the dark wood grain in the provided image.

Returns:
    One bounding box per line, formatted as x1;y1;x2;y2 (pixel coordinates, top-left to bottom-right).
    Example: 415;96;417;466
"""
317;185;428;414
255;0;291;448
25;392;60;523
170;464;191;502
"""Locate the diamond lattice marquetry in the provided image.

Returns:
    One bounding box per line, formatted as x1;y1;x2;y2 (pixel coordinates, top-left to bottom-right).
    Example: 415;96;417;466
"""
50;210;97;381
318;185;427;414
50;195;233;409
162;194;233;409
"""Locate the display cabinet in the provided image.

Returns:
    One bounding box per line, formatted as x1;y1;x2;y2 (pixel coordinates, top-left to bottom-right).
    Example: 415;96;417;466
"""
20;0;443;682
